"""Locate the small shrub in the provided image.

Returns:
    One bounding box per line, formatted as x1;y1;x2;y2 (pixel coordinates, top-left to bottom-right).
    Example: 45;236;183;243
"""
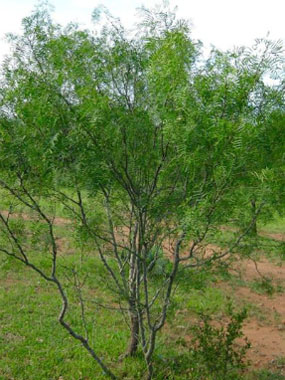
251;276;275;295
189;305;251;380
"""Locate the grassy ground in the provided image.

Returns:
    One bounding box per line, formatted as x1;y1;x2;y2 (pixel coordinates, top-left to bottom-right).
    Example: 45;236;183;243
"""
0;208;285;379
260;215;285;235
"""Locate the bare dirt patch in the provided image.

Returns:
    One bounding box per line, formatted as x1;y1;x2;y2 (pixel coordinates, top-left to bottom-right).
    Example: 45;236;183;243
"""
236;286;285;318
260;231;285;242
228;258;285;368
235;258;284;283
243;319;285;368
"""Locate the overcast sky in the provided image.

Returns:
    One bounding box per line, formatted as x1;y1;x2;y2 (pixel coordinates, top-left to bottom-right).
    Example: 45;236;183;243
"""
0;0;284;61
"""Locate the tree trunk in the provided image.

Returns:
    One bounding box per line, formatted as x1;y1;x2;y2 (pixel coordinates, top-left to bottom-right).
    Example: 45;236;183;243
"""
125;311;139;356
146;361;153;380
126;246;139;357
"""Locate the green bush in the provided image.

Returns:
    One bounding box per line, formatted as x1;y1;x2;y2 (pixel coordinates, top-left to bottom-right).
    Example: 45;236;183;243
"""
189;306;251;380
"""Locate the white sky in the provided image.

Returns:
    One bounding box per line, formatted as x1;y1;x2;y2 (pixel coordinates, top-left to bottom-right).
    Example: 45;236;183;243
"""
0;0;284;61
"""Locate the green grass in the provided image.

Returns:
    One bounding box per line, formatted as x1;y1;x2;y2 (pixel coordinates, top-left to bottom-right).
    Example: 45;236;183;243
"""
0;261;161;380
0;244;234;379
260;215;285;235
187;287;228;315
247;370;285;380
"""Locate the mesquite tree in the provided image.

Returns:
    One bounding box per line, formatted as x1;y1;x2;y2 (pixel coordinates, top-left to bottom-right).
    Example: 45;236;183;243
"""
0;3;284;379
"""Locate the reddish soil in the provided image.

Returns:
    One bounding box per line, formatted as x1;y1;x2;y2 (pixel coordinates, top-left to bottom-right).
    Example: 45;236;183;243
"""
235;284;285;368
243;319;285;367
235;258;284;283
260;231;285;242
228;258;285;369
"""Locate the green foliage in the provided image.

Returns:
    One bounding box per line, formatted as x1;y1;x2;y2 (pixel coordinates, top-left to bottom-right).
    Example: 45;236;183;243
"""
189;306;251;380
250;276;276;295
